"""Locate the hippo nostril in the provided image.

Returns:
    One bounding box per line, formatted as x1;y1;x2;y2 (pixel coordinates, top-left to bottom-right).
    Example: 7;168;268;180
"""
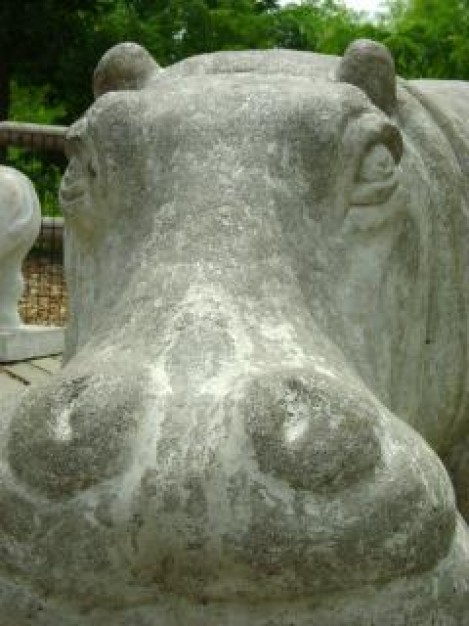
7;363;146;500
244;371;382;494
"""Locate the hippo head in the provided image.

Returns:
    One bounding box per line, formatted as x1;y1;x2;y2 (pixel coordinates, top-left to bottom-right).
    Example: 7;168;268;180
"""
60;41;466;449
2;41;469;623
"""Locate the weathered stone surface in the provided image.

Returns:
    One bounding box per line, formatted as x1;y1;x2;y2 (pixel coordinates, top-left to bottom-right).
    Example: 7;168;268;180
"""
0;165;64;361
337;39;397;115
0;325;63;363
0;40;469;623
0;166;40;328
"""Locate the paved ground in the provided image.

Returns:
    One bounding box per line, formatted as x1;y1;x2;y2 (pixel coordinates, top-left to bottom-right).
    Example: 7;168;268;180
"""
0;355;61;400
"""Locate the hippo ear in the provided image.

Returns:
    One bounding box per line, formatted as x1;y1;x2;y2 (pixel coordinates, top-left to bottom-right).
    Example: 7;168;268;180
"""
336;39;397;116
93;42;161;100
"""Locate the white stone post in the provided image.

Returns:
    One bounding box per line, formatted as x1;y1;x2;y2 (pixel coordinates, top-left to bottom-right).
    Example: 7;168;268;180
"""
0;165;63;361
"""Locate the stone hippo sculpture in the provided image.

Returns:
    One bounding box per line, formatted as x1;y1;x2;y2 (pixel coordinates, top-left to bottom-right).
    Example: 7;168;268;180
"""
0;166;41;328
0;39;468;624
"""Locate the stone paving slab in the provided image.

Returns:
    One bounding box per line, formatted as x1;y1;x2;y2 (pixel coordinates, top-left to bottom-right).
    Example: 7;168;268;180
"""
0;369;26;398
0;355;61;401
0;326;64;363
28;356;62;374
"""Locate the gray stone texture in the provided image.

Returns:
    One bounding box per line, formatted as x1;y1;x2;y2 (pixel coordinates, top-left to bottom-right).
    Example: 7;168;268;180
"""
0;166;41;329
0;40;469;623
0;165;64;361
0;325;64;363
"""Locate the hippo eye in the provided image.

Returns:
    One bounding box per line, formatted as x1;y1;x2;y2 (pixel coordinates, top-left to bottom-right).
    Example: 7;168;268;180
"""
350;143;400;206
359;144;395;182
65;118;88;161
87;160;98;179
65;134;84;161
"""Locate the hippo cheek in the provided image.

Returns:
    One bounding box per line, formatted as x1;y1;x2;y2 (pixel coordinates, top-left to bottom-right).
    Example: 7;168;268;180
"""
7;363;146;500
223;370;455;596
244;370;382;494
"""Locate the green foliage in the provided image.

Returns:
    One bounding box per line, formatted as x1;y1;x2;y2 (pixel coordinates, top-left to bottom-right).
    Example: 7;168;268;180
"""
5;146;64;217
7;0;469;127
384;0;469;79
118;0;275;65
9;83;66;124
6;83;66;216
5;0;469;218
271;1;387;54
0;0;115;120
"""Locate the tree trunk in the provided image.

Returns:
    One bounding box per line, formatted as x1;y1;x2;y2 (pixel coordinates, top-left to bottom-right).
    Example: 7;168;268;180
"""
0;58;10;163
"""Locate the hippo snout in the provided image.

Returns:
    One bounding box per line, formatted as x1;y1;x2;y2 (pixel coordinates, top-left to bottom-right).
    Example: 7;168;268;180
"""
1;348;457;603
244;369;382;494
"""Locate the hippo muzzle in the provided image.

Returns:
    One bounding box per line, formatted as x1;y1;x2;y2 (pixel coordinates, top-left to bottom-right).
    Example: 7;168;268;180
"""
1;41;469;624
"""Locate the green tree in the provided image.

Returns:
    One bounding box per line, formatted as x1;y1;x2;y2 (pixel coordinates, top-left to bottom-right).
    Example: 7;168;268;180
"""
0;1;125;204
384;0;469;79
271;1;387;55
0;1;118;123
119;0;275;65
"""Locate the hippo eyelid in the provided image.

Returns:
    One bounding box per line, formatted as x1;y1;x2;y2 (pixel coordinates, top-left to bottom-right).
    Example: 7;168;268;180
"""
341;113;403;166
357;121;403;166
351;143;400;206
64;118;101;186
351;173;399;206
377;122;402;163
358;144;396;183
355;143;398;183
340;113;403;209
64;118;89;160
64;135;82;161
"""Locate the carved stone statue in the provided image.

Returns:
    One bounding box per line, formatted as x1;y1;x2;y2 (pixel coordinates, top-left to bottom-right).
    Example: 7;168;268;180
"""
0;165;41;328
0;165;64;362
0;40;468;624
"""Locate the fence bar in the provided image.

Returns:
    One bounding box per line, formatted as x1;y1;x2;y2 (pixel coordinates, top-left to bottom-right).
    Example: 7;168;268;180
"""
0;121;68;152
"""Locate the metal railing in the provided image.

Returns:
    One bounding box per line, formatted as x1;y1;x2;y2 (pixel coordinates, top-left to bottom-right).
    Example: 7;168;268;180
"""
0;122;67;152
1;122;69;326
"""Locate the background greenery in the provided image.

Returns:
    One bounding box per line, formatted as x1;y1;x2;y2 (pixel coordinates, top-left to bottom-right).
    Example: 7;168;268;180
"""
2;0;468;215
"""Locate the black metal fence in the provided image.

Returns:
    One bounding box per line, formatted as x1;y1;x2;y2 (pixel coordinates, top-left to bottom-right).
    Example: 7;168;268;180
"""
19;216;68;326
0;122;69;327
